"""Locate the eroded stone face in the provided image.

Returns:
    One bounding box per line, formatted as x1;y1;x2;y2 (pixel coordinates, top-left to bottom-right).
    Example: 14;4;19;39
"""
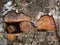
4;11;31;22
37;15;56;30
20;22;34;32
13;30;59;45
0;0;60;45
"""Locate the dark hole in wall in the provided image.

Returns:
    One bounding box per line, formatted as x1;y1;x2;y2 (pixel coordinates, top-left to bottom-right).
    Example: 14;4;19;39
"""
5;22;21;34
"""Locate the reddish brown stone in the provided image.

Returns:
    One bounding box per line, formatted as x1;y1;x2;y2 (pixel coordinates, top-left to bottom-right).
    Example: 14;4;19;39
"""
4;11;31;22
37;15;56;30
6;34;16;42
20;22;34;32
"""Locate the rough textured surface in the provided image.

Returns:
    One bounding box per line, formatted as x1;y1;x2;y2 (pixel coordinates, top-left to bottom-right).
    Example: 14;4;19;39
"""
0;30;59;45
0;0;60;45
37;15;56;30
4;11;31;22
12;30;59;45
0;32;12;45
20;22;34;32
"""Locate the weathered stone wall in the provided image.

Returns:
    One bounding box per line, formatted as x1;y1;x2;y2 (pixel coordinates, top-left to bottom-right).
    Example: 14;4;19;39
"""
0;0;60;45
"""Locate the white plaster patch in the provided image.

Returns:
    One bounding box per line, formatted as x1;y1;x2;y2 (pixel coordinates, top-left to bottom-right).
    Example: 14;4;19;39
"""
36;12;44;20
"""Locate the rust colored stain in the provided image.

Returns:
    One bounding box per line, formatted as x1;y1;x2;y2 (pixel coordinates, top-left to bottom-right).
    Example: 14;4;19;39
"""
6;34;16;42
37;15;56;30
20;22;34;32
